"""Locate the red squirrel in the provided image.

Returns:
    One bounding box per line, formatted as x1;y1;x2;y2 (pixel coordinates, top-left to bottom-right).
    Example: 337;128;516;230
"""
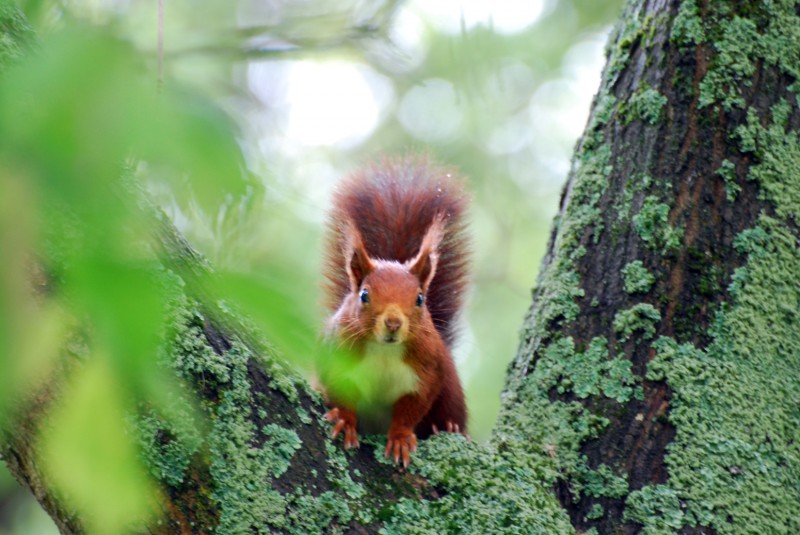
320;157;469;467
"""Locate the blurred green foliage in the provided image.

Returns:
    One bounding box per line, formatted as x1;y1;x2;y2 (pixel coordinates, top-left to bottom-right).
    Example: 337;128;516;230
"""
0;5;252;533
0;0;623;531
38;360;158;534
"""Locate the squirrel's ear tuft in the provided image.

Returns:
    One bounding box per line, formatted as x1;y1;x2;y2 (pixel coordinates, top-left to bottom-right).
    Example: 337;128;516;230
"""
409;215;445;292
343;220;374;291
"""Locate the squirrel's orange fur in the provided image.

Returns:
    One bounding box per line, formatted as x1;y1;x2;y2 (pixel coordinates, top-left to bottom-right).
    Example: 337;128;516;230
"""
321;157;470;466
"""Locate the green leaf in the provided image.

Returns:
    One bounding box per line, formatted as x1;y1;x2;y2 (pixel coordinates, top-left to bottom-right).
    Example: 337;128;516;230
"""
216;269;318;362
38;360;158;534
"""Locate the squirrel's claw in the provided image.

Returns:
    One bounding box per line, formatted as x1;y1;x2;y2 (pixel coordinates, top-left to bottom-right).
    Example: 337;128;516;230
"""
344;425;359;449
444;420;469;439
445;421;459;433
385;429;417;467
430;420;470;440
325;407;360;449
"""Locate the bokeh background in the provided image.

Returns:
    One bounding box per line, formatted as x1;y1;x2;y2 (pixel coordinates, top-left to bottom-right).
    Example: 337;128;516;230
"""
0;0;623;531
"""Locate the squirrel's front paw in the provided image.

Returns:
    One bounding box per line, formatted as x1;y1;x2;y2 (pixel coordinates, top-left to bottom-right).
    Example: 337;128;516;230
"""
325;407;359;449
385;427;417;467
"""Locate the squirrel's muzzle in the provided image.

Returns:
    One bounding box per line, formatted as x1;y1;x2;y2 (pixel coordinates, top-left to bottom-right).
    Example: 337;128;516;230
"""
385;316;402;333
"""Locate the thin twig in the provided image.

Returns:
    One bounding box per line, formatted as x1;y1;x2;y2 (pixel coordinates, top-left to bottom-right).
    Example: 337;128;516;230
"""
157;0;164;91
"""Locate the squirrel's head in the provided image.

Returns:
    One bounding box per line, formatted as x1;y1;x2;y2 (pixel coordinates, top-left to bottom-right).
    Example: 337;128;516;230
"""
343;217;444;345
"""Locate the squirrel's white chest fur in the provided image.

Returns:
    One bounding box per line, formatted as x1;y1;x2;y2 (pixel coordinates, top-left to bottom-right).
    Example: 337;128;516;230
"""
356;341;419;432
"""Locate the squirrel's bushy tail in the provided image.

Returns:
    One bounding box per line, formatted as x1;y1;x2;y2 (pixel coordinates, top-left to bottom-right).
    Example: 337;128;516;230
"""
323;156;470;347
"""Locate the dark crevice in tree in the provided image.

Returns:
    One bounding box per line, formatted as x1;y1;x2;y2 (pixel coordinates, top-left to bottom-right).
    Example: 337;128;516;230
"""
245;359;334;497
202;317;232;356
156;459;219;535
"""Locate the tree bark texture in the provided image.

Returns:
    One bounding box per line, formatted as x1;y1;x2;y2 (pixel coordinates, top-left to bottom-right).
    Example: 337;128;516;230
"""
3;0;800;534
503;0;800;533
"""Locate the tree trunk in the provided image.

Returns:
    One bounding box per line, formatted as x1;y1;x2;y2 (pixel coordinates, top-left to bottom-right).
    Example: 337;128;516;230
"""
3;0;800;533
503;0;800;532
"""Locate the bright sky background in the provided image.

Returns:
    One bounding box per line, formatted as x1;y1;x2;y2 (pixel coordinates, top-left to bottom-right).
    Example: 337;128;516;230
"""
411;0;547;34
246;0;606;175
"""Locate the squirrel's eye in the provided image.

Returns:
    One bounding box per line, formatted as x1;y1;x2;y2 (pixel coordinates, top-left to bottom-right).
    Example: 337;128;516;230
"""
359;288;370;304
416;293;424;307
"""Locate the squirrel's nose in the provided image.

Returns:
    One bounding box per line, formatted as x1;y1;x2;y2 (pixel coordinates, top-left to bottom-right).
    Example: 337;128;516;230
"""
385;316;402;333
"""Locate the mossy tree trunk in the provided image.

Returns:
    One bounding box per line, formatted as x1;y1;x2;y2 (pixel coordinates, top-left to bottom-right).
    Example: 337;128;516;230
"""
503;0;800;532
3;0;800;533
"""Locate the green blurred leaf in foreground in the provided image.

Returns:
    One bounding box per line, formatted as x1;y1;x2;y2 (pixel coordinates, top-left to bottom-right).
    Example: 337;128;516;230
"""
38;358;158;535
216;269;320;363
0;16;252;404
0;15;251;531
